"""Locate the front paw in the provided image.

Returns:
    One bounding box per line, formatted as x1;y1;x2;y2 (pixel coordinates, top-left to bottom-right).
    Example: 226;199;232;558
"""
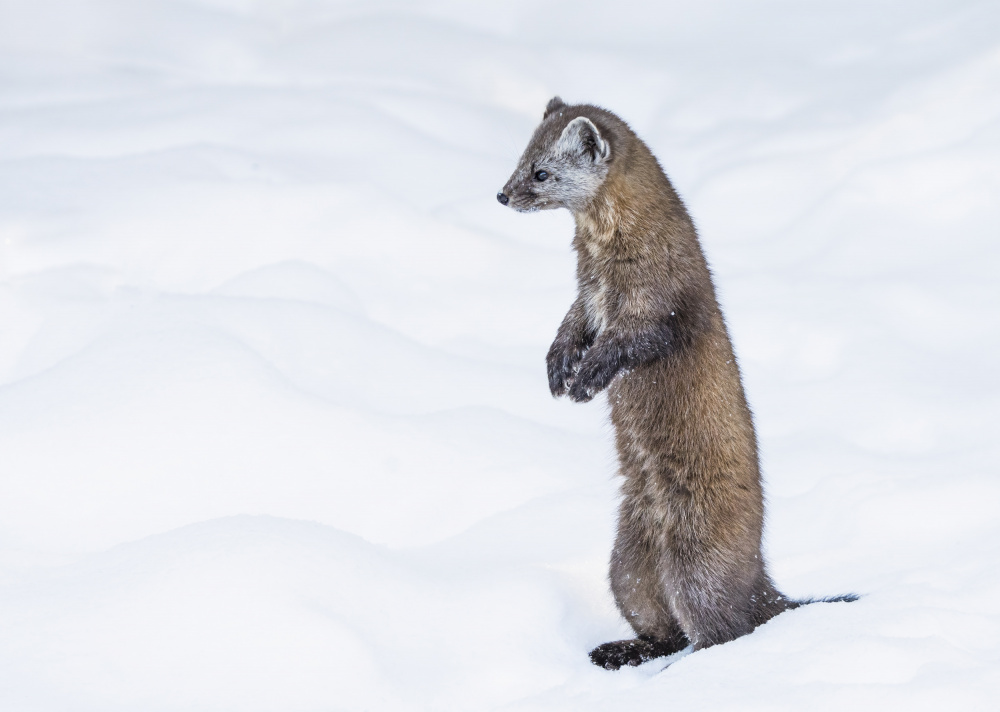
567;378;595;403
546;344;583;397
567;351;618;403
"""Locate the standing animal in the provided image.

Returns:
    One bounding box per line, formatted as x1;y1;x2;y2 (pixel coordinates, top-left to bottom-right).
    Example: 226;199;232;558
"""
498;97;855;670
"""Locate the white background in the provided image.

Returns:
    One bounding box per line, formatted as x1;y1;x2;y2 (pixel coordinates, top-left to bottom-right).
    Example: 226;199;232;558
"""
1;1;998;709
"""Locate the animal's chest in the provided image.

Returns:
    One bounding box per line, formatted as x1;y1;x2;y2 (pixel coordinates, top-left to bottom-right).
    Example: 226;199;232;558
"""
578;233;618;334
583;279;611;334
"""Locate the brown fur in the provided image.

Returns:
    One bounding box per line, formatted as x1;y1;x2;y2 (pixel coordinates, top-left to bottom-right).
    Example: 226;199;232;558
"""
500;100;854;670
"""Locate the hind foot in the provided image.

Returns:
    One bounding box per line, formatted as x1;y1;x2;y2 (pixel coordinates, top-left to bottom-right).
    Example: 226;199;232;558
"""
589;636;686;670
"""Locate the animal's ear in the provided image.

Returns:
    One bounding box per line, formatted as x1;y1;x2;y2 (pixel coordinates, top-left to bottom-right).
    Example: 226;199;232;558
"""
556;116;611;163
543;96;566;119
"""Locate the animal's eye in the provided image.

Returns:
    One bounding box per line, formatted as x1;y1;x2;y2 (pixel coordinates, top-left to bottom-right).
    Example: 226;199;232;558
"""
534;170;549;181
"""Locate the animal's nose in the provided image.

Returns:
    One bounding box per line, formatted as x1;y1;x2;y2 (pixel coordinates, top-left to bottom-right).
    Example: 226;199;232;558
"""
496;192;509;205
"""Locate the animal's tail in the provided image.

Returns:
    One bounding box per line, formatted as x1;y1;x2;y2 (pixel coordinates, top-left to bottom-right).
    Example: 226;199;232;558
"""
793;593;860;606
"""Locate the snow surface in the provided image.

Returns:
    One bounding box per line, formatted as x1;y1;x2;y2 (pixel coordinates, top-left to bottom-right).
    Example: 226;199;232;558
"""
1;0;999;709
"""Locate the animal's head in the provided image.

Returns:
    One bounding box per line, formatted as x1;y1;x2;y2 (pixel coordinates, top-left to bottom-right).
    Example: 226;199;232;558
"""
498;97;612;214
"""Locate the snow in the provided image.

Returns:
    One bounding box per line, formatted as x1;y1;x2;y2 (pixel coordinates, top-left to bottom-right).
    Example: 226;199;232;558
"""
1;0;999;709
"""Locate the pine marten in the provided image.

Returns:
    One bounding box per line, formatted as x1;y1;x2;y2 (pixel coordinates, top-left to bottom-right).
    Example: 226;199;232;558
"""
498;97;855;670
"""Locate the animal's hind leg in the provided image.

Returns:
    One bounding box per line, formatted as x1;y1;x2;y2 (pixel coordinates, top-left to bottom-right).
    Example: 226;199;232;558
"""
590;526;689;670
667;557;794;651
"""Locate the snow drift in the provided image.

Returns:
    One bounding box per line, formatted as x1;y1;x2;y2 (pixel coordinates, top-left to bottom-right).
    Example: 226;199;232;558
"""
0;1;998;709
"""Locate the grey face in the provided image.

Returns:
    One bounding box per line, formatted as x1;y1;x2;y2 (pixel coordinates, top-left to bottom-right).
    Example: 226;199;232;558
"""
498;113;612;214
